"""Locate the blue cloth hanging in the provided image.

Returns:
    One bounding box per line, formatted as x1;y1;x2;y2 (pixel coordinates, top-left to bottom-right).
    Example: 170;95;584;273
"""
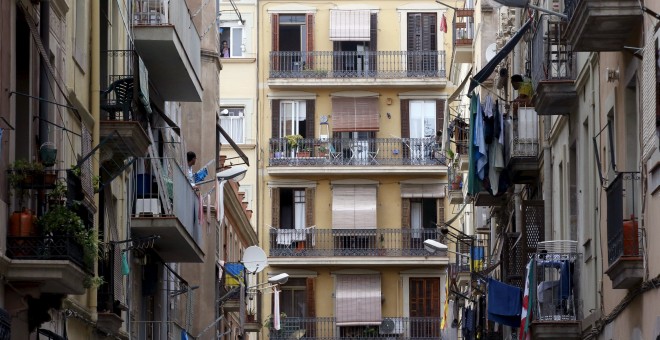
121;251;130;275
487;278;522;327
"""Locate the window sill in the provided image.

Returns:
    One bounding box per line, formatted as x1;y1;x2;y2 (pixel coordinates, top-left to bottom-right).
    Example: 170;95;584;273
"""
220;57;256;64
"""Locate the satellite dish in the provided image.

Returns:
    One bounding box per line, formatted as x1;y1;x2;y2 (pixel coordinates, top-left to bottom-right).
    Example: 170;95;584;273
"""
485;43;497;62
380;319;395;334
242;246;267;273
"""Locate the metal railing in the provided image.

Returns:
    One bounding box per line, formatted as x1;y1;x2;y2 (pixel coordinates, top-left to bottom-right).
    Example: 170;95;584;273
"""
507;107;540;159
268;138;447;167
132;158;203;249
269;228;449;257
453;11;474;46
6;236;92;274
268;317;443;339
531;15;576;91
133;0;201;76
269;51;446;79
533;241;581;321
131;320;192;340
606;172;642;265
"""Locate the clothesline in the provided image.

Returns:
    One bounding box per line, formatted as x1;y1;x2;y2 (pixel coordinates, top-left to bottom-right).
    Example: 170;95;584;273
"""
469;78;507;102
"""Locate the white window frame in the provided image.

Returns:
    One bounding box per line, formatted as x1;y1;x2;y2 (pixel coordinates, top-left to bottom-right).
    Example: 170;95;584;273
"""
219;106;245;144
280;100;307;137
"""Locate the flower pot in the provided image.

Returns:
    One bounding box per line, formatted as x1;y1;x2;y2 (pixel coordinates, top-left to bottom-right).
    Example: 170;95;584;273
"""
9;208;37;237
296;151;311;158
622;217;639;256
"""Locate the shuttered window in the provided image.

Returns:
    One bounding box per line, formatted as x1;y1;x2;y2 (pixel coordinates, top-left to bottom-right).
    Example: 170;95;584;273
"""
329;10;371;41
335;274;382;326
332;185;377;229
332;97;380;132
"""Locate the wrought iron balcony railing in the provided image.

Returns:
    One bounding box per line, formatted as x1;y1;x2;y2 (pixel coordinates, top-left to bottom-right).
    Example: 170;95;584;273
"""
531;15;576;91
606;172;642;265
507;107;540;159
533;241;581;322
269;228;447;257
269;138;447;167
6;236;92;274
268;317;443;339
269;51;446;79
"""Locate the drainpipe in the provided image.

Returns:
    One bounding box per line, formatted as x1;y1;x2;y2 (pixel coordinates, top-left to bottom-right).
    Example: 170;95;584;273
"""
39;0;50;146
89;0;100;319
543;116;553;241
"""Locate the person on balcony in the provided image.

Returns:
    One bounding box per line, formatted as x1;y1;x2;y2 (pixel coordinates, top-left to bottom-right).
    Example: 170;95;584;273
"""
187;151;197;184
510;74;533;117
221;40;230;58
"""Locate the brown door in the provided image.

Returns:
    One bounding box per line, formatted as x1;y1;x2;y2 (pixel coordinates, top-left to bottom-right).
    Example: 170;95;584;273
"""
407;13;438;76
409;277;441;338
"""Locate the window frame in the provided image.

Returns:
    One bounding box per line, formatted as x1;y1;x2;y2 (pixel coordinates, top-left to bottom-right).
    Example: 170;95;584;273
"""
219;106;246;144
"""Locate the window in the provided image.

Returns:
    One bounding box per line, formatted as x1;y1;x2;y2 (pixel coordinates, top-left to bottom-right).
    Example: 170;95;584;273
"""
279;278;308;318
332;185;377;229
219;26;244;58
335;274;382;325
407;13;437;75
280;101;308;137
271;14;314;71
271;188;314;229
330;11;377;76
74;0;88;70
219;107;245;143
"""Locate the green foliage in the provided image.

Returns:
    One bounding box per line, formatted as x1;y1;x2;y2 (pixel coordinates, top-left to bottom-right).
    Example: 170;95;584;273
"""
83;275;105;289
286;134;303;149
8;160;45;207
39;205;98;269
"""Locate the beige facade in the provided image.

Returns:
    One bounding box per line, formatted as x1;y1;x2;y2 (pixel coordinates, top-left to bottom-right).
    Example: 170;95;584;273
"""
255;1;459;339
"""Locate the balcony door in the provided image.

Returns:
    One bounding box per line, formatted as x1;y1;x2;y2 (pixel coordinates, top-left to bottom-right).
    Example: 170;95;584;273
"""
409;277;441;338
409;100;437;160
407;13;438;76
272;14;314;71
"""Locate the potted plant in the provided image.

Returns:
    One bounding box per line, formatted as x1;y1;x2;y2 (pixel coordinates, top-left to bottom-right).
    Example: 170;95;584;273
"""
39;142;58;167
318;145;329;157
8;160;43;237
286;134;303;151
38;203;98;277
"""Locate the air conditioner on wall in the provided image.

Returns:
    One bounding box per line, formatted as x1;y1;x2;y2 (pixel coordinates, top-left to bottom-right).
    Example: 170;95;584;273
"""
380;318;404;335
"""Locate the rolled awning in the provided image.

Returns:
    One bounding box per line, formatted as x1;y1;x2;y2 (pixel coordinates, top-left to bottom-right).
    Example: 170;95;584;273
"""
448;66;473;102
467;19;532;95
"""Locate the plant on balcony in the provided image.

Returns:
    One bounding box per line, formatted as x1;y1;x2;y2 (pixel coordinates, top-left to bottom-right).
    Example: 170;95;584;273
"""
451;174;463;190
8;160;54;190
318;145;329;157
38;203;99;281
286;134;303;150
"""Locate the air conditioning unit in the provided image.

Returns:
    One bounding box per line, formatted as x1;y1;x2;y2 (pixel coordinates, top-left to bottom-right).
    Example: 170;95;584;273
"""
380;318;404;335
136;198;160;216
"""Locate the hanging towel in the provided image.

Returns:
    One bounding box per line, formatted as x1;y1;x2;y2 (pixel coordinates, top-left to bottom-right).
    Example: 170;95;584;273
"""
474;95;488;180
273;288;281;330
487;278;522;327
121;251;130;275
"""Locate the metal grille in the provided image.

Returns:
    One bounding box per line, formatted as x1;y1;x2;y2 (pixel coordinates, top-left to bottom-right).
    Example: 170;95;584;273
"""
81;126;94;199
503;233;524;288
522;200;545;259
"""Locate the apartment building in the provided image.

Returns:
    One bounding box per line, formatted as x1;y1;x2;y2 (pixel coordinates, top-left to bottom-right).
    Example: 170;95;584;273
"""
0;0;255;339
255;1;460;339
444;0;660;338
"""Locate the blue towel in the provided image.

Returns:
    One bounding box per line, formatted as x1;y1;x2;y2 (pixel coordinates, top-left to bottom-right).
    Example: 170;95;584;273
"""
487;278;522;327
193;167;208;183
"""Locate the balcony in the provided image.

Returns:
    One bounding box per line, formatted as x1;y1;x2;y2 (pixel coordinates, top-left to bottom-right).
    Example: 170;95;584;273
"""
268;317;443;339
130;158;204;263
530;241;581;339
448;188;464;205
531;17;577;116
506;107;540;183
564;0;643;52
5;236;92;294
133;0;202;101
268;138;447;175
268;228;448;266
268;51;446;88
453;8;474;64
473;191;507;206
605;172;643;289
100;50;151;169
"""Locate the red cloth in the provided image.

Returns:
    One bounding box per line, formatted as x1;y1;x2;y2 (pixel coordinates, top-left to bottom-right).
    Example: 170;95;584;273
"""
440;14;448;33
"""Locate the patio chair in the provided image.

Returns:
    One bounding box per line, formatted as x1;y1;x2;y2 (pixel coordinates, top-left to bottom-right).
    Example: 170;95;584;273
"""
100;77;134;121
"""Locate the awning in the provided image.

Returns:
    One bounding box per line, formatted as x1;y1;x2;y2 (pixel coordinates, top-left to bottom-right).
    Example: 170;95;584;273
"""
332;97;380;132
448;66;473;102
329;10;371;41
335;274;382;325
217;124;250;166
467;19;532;94
401;183;446;198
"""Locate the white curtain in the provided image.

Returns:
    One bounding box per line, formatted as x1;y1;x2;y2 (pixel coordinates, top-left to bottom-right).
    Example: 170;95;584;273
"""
411;201;422;238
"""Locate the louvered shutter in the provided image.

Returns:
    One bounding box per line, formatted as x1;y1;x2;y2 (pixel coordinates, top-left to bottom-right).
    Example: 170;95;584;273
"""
306;14;314;66
305;188;315;227
401;99;410;159
272;14;279;71
369;13;377;72
437;198;445;225
402;198;410;249
436;99;445;141
272;188;280;228
306;277;317;336
272;100;281;138
306;100;315;138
